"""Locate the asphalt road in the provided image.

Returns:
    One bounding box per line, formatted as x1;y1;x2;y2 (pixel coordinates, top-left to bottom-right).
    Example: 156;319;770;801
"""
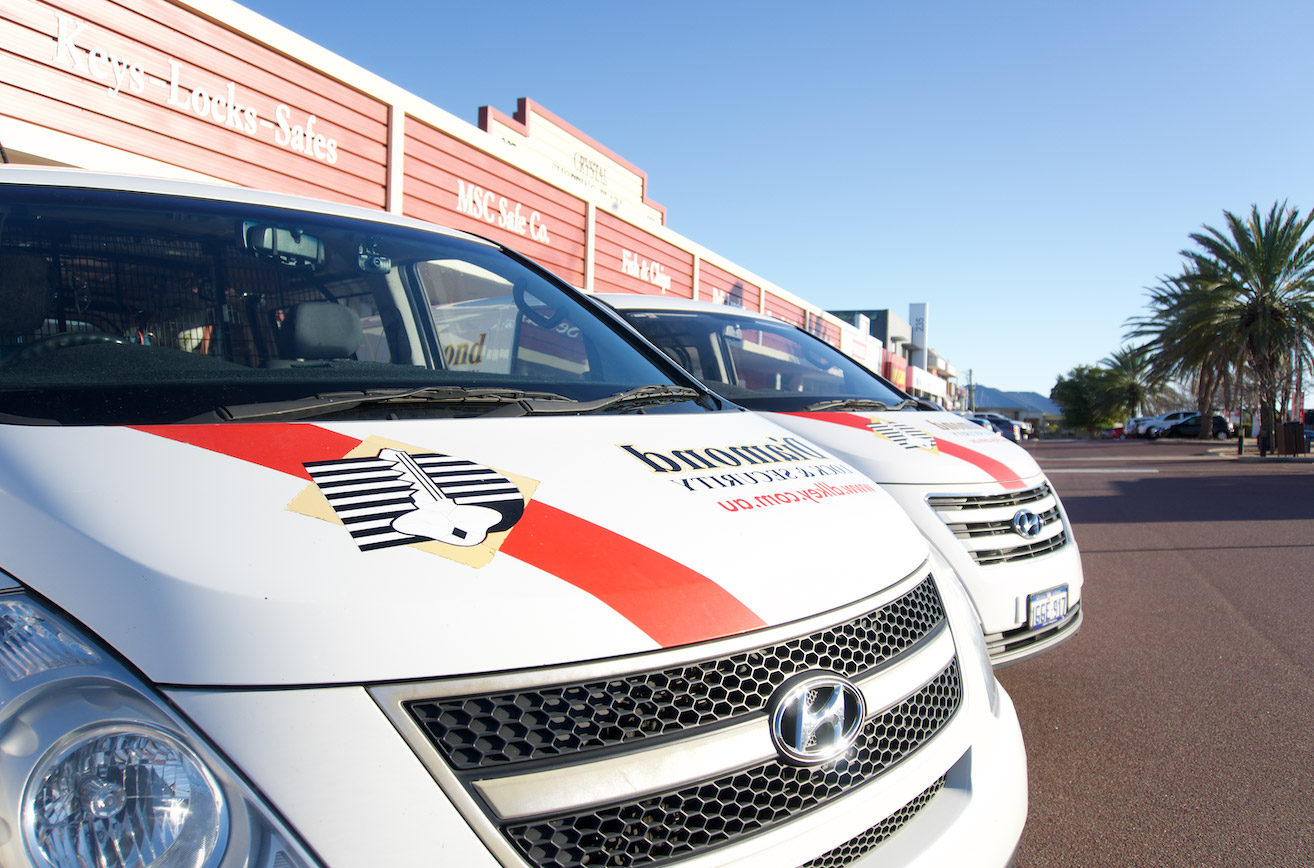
997;438;1314;867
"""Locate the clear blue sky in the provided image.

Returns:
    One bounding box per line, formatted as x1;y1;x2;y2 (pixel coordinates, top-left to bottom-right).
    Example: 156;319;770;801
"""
241;0;1314;396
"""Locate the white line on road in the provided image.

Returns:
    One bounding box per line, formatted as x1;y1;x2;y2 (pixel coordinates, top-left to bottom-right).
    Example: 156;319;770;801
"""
1044;468;1160;473
1035;455;1218;461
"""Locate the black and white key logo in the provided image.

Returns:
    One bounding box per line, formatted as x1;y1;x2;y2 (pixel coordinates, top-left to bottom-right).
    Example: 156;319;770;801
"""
867;420;937;451
305;449;526;551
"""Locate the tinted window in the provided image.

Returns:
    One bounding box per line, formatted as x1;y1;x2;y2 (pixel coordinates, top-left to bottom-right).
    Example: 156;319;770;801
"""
0;185;687;423
619;308;911;410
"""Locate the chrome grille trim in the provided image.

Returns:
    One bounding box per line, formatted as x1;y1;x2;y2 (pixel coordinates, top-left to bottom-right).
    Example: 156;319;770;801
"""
944;505;1062;538
927;482;1070;566
973;528;1069;565
925;483;1053;512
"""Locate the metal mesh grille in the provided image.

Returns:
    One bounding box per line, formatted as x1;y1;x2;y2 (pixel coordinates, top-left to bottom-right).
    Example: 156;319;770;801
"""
797;775;947;868
503;661;961;868
408;576;945;770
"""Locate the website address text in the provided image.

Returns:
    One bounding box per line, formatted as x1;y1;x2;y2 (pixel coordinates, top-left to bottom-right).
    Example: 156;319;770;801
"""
718;481;878;512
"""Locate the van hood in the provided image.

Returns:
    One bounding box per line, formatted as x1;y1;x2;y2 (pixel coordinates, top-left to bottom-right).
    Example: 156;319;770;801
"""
766;410;1043;487
0;413;925;686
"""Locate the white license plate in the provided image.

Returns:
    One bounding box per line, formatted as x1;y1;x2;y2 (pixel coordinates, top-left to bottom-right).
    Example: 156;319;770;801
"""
1028;586;1068;630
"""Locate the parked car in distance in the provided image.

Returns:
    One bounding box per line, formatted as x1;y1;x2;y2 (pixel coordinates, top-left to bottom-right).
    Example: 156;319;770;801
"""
991;419;1022;441
1140;410;1196;438
975;412;1031;440
1162;414;1233;439
961;414;1001;433
958;414;1012;438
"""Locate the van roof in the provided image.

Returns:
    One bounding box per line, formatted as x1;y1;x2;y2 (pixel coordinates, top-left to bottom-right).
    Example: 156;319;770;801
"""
0;166;494;248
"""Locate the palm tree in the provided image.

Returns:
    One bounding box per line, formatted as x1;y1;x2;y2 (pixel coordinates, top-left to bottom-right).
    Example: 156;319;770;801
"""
1132;203;1314;448
1100;344;1166;421
1126;268;1242;438
1185;203;1314;449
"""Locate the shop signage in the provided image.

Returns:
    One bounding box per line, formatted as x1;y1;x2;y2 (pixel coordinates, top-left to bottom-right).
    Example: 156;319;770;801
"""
455;180;552;246
571;152;608;186
481;101;664;226
910;364;948;399
621;249;672;291
51;12;339;164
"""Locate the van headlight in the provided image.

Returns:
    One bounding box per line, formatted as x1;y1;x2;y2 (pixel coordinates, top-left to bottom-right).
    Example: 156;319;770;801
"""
24;723;226;868
0;593;322;868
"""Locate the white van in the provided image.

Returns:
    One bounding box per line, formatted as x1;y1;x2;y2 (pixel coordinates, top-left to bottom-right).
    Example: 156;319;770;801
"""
601;295;1084;667
0;169;1024;868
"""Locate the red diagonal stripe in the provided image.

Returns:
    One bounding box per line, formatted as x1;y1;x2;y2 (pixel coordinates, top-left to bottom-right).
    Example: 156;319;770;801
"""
129;423;765;647
931;438;1025;489
132;424;358;480
780;411;872;431
780;412;1025;489
500;500;766;646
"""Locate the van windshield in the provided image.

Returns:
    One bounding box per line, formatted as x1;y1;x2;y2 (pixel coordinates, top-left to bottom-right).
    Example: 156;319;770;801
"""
0;184;696;424
618;307;914;411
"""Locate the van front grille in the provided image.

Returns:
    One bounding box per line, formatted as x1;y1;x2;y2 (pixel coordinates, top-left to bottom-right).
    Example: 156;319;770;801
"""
376;572;964;868
505;662;961;868
408;575;945;770
927;483;1070;566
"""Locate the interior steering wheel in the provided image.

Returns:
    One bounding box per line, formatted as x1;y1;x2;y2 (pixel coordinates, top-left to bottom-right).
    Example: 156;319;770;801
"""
0;331;128;368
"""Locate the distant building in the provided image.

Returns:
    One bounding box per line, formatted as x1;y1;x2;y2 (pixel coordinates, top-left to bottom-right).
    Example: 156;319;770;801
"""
831;306;960;408
967;385;1063;435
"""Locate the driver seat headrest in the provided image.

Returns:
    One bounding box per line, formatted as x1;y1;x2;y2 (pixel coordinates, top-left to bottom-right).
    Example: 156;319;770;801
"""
277;302;363;361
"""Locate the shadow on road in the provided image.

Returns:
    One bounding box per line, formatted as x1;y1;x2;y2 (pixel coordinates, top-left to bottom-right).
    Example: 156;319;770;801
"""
1059;473;1314;524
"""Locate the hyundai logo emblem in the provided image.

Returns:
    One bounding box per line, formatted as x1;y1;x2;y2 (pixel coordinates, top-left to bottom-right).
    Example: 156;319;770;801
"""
767;672;866;765
1012;509;1045;539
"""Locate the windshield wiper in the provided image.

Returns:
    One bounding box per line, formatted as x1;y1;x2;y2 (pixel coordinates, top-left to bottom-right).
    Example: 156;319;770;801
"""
579;384;706;413
482;384;707;417
803;398;920;412
184;386;577;422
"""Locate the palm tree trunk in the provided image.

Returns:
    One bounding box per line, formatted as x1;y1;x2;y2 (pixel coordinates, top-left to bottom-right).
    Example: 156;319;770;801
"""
1195;366;1220;439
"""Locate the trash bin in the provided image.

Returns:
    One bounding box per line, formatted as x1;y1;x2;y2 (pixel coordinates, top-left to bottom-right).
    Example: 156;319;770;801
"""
1279;421;1304;456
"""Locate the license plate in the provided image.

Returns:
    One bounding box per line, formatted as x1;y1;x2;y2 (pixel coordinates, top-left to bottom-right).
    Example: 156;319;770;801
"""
1028;586;1068;630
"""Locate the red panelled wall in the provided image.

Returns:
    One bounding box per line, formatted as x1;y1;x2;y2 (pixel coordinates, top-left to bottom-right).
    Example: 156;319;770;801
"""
763;293;807;328
2;0;388;207
697;259;761;310
402;116;588;288
810;317;841;346
593;211;693;298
